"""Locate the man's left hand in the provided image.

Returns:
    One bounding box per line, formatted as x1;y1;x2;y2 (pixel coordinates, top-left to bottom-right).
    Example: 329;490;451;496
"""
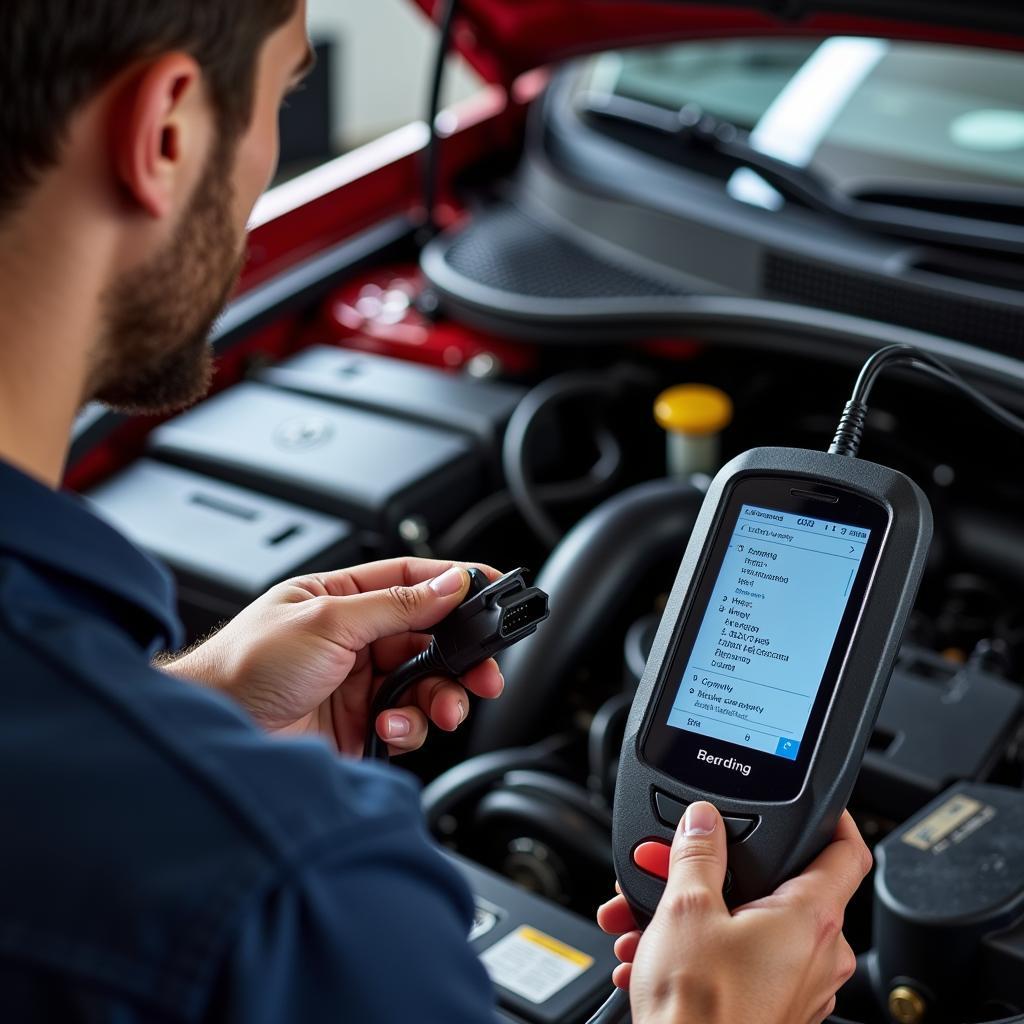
162;558;505;757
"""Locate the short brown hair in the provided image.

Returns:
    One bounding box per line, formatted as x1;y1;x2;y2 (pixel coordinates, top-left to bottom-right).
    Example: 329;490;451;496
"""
0;1;297;217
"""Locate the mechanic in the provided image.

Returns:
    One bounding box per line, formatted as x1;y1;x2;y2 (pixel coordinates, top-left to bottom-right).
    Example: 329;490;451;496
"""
0;2;870;1022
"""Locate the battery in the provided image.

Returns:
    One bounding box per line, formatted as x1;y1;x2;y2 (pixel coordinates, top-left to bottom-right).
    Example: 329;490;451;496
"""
450;854;617;1024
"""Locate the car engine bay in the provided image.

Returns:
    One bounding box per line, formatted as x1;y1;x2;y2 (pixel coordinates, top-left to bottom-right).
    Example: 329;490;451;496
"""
83;324;1024;1024
74;30;1024;1024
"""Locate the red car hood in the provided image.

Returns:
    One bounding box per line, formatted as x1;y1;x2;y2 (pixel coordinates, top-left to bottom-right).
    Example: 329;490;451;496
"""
412;0;1024;83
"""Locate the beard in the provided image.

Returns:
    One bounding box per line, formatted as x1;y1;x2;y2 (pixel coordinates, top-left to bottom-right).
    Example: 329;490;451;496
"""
89;142;246;415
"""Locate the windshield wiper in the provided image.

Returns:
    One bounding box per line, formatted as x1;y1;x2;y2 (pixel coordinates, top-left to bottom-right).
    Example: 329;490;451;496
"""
578;91;1024;257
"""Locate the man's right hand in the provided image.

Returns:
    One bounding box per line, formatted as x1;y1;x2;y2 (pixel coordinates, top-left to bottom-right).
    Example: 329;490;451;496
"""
597;803;871;1024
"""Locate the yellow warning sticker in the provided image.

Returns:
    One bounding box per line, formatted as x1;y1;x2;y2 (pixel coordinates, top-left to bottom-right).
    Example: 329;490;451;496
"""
480;925;594;1004
518;927;594;968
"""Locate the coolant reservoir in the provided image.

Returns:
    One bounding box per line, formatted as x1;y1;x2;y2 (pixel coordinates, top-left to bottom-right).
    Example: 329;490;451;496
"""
654;383;733;478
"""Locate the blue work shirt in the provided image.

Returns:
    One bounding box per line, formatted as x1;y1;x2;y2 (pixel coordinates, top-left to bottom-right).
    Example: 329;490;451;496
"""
0;458;497;1022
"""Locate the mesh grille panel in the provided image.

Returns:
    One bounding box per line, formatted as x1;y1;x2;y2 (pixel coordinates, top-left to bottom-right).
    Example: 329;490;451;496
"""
436;203;1024;361
764;253;1024;360
443;204;685;300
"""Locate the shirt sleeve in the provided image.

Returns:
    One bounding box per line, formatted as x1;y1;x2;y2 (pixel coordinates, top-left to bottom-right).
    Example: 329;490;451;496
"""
204;814;500;1024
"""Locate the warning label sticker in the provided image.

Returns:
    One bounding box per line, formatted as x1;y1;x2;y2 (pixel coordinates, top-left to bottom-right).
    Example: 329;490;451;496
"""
902;793;996;854
480;926;594;1005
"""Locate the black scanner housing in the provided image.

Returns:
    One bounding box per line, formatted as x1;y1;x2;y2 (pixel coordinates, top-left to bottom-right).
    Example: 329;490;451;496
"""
613;447;932;917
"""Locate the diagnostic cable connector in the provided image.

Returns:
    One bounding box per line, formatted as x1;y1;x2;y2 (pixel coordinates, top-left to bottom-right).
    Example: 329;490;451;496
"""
830;343;1024;459
364;568;550;761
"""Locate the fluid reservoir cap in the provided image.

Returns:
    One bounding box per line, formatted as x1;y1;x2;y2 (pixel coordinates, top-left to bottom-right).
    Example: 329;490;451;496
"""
655;384;733;437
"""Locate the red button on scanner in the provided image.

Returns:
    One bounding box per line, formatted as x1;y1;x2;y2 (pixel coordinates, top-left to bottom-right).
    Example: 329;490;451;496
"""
632;840;671;880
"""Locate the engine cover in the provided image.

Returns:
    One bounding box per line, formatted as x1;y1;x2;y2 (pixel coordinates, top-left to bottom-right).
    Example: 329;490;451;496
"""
870;782;1024;1020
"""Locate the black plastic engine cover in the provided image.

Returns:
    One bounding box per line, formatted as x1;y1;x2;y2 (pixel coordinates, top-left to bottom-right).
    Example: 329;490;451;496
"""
260;346;524;468
148;382;483;540
856;646;1024;820
87;460;361;637
870;782;1024;1020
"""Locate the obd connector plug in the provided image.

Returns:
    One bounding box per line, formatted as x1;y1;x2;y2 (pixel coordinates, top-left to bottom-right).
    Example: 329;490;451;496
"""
364;568;550;760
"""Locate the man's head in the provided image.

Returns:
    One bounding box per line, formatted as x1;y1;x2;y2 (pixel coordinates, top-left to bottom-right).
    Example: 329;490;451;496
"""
0;1;313;414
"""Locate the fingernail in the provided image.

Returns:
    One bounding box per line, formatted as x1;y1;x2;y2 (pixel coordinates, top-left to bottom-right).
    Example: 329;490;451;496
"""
386;714;411;739
682;802;718;836
429;567;466;597
457;700;467;723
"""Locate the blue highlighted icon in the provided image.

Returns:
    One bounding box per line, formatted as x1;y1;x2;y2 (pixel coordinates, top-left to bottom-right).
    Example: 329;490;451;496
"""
775;737;800;760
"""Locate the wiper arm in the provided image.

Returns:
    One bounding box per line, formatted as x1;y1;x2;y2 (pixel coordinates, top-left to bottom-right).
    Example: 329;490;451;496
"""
852;181;1024;228
578;92;1024;257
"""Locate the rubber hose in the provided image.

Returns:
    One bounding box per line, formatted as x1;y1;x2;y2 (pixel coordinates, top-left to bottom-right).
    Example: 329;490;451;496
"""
503;372;624;549
469;478;704;754
421;735;570;831
588;693;632;802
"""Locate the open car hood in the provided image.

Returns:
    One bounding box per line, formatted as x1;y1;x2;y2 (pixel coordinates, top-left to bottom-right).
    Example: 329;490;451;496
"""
412;0;1024;83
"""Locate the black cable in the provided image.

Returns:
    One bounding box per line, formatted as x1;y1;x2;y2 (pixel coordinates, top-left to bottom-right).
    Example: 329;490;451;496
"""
831;344;1024;458
503;372;625;549
436;453;624;556
363;646;450;760
904;359;1024;440
587;988;631;1023
422;0;459;239
829;344;915;456
435;489;518;555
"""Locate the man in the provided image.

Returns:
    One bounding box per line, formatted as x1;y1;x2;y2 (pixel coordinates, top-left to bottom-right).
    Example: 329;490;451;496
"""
0;2;870;1021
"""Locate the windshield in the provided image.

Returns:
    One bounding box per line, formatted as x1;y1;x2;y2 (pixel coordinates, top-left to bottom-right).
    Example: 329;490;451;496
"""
582;39;1024;198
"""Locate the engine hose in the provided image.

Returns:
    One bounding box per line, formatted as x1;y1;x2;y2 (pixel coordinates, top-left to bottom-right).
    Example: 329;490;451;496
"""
469;478;704;755
588;693;632;802
437;442;622;557
420;735;571;832
502;371;626;549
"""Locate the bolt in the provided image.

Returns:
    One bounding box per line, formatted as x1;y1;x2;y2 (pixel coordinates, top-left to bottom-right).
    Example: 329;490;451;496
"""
889;985;926;1024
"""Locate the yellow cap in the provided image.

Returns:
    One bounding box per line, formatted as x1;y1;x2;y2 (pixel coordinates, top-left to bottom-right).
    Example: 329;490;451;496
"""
654;384;733;436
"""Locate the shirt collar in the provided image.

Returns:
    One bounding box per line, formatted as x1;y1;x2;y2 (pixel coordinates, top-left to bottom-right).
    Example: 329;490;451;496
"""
0;459;183;651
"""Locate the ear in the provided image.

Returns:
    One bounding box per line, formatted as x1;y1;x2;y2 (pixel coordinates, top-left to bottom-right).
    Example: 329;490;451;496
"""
110;53;209;220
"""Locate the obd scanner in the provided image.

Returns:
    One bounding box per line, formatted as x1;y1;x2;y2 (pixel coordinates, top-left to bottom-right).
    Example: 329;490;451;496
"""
613;445;932;915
